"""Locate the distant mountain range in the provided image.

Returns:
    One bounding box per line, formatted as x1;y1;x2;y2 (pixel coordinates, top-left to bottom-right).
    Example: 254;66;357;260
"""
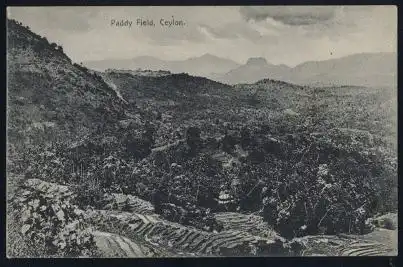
209;52;397;87
290;52;396;88
85;52;396;88
84;53;241;78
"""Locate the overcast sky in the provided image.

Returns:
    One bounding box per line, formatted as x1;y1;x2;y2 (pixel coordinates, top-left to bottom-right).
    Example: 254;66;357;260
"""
7;6;397;66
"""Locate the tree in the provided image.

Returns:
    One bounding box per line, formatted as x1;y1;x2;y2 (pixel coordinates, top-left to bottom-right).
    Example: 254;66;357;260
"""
240;127;251;148
57;45;64;53
186;126;201;150
50;42;58;50
143;121;155;144
151;188;164;213
222;133;237;153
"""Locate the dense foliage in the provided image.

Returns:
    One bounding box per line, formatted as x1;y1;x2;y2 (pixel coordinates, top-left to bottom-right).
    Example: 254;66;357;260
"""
18;114;396;238
13;82;397;239
9;182;98;257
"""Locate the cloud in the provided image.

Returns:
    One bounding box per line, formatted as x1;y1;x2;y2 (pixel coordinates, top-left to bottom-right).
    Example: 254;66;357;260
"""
7;6;397;66
199;22;263;40
239;6;339;25
7;7;98;32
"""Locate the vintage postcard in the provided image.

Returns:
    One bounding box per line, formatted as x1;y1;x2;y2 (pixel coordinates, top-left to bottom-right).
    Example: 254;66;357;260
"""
6;6;397;258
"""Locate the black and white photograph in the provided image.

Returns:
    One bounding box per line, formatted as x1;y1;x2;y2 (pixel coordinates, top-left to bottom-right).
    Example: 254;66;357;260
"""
6;6;397;258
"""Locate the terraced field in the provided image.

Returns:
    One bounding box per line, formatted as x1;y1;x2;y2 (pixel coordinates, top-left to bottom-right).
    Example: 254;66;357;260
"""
294;228;398;256
93;231;154;257
87;209;287;257
102;193;155;214
214;212;283;241
14;178;397;257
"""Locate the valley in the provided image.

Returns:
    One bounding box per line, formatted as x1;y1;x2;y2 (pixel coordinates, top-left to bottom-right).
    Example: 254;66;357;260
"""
6;18;398;258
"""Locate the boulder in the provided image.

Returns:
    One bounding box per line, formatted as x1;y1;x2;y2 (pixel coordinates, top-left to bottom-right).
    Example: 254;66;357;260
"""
283;109;299;116
368;213;397;230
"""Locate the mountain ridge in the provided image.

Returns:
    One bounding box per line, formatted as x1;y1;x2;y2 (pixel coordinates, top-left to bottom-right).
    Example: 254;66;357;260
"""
215;52;397;87
84;54;241;77
86;51;396;87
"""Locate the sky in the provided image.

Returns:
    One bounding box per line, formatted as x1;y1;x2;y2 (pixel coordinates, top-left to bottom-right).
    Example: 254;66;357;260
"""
7;6;397;67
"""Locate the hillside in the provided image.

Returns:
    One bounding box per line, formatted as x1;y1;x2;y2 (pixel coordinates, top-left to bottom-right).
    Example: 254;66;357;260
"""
7;19;129;148
7;18;397;258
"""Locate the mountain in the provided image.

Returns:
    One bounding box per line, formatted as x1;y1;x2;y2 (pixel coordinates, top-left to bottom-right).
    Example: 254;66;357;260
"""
84;56;168;72
213;53;397;87
290;52;397;87
84;53;240;77
208;57;292;85
179;53;241;77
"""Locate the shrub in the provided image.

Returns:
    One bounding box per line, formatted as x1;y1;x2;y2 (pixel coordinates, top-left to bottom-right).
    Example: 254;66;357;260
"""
10;184;98;257
186;126;201;149
259;133;397;239
50;42;58;50
72;175;104;209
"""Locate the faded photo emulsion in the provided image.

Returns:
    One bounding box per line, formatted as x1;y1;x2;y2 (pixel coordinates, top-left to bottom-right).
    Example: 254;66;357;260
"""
6;6;397;258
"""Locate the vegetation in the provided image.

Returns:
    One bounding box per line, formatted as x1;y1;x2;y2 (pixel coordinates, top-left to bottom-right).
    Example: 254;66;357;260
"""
9;180;98;257
7;18;397;256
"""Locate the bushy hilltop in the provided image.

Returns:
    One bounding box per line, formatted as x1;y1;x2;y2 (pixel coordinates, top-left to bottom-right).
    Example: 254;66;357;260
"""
7;19;148;174
103;70;235;103
7;19;397;257
105;68;172;77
